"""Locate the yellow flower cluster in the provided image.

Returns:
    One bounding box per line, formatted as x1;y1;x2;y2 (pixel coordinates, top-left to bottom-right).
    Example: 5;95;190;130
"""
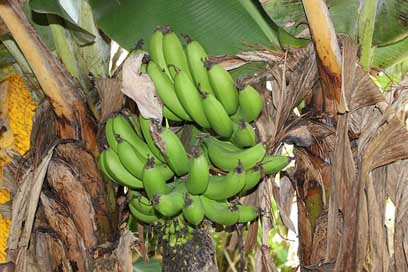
5;75;36;154
0;74;35;262
0;185;10;263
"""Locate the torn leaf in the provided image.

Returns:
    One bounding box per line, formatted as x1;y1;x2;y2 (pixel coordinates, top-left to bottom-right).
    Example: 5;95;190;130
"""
121;54;163;120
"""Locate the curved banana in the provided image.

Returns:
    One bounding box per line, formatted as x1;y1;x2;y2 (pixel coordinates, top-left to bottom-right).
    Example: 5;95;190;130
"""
162;27;192;79
112;114;155;159
146;60;191;121
237;204;258;223
129;190;155;215
201;92;233;138
237;84;263;122
203;162;246;201
205;60;238;115
240;166;263;195
182;194;205;225
204;137;266;171
117;138;146;180
261;155;290;175
149;28;172;80
153;189;185;217
127;114;143;139
174;69;210;128
163;106;183;122
129;202;159;224
186;147;209;195
143;158;172;199
103;148;144;189
98;150;118;183
231;120;256;147
200;196;239;226
139;116;166;162
105;118;118;152
155;126;190;176
117;138;174;180
184;35;214;95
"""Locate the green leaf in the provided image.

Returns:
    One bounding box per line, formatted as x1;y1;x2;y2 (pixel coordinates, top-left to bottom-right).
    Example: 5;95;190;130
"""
372;36;408;68
373;1;408;46
261;0;408;47
29;0;95;44
230;61;266;80
89;0;281;55
133;258;162;272
24;2;55;50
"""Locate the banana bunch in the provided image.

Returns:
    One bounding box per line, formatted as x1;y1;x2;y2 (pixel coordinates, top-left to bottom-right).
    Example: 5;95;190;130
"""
98;27;291;237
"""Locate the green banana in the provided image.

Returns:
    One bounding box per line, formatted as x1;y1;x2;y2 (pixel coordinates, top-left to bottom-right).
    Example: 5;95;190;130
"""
203;162;246;201
231;120;256;147
139;116;166;162
127;114;143;139
162;27;192;79
143;158;172;199
112;114;156;160
168;234;177;247
240;166;263;194
201;92;233;138
184;35;214;95
102;148;144;189
153;189;185;217
204;137;266;171
163;106;183;122
149;28;172;80
205;136;241;152
98;150;118;183
182;194;205;225
205;60;238;115
146;59;191;121
128;214;137;232
155;126;190;176
174;68;210;128
200;196;239;226
237;204;258;223
117;138;147;180
105;118;118;152
117;138;174;180
129;190;155;215
237;84;263;122
186;147;209;195
168;220;176;234
129;202;159;224
261;155;290;175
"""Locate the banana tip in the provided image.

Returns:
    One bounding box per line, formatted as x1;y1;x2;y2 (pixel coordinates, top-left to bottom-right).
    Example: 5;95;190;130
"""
142;54;150;64
162;25;172;34
145;157;156;168
183;34;192;44
191;145;202;158
235;80;245;91
204;60;214;71
135;39;144;50
235;160;244;174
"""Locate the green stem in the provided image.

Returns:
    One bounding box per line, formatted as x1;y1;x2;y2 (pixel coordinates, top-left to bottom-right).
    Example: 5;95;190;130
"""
359;0;379;70
47;14;80;79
